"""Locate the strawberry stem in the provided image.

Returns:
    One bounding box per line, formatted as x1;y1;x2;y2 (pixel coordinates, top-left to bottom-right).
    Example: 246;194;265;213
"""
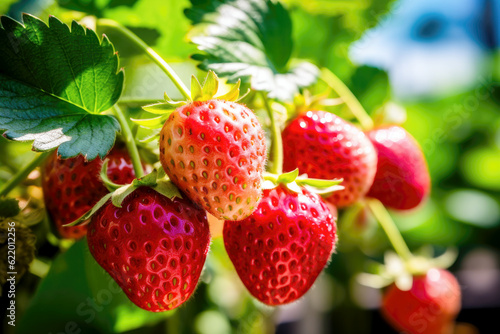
261;93;283;174
97;19;191;101
0;151;51;197
320;68;374;130
112;105;144;178
367;198;413;262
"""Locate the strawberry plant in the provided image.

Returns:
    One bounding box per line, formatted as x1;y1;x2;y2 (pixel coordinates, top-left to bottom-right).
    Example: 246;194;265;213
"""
2;0;497;333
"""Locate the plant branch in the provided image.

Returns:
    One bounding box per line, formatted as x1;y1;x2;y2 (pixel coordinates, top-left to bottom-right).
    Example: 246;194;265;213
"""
112;105;144;178
97;19;191;101
367;198;413;262
0;152;51;197
261;93;283;174
321;68;374;130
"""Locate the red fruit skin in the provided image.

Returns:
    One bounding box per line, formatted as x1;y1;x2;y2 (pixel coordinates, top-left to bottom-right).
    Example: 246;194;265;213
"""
223;184;337;305
366;125;431;210
282;110;377;207
87;187;211;312
159;99;267;221
381;268;461;334
41;146;137;239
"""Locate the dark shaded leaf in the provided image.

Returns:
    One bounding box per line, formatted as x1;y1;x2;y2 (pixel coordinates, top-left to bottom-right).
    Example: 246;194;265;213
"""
186;0;319;101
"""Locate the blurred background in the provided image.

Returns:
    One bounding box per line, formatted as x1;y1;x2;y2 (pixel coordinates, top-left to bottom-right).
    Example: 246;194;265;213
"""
0;0;499;333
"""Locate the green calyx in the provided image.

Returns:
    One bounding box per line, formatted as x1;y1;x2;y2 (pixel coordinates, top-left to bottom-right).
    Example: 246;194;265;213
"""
356;247;459;291
263;168;343;196
131;70;248;130
65;164;182;227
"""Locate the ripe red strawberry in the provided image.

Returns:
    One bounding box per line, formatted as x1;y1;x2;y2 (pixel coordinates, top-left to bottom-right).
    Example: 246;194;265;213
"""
41;146;137;239
282;110;377;207
366;125;430;210
223;184;337;305
381;268;461;334
159;99;267;221
87;186;210;312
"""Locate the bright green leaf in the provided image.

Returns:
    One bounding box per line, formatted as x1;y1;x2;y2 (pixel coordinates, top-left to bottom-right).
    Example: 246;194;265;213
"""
277;169;299;184
142;101;186;114
131;114;170;129
0;14;124;159
191;74;203;101
216;79;241;101
201;70;219;99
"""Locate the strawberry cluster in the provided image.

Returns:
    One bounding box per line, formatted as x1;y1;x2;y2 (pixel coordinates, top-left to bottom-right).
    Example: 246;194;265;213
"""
41;70;460;333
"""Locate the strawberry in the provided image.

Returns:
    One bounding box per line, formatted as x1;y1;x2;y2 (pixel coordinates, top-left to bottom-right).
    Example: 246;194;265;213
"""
381;268;461;334
366;125;430;210
282;110;377;207
223;184;337;305
41;145;137;239
159;99;267;220
87;186;210;312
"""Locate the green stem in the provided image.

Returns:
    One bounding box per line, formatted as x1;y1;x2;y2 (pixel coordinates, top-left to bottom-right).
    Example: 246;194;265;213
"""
118;98;161;106
261;93;283;174
367;198;413;262
97;19;191;101
320;68;374;130
112;105;144;178
0;152;51;197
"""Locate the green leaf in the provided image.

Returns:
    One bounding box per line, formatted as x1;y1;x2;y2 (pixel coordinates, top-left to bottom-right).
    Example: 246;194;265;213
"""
277;168;299;184
0;14;124;159
296;176;343;188
142;101;186;114
111;183;137;208
131;114;170;129
0;73;120;159
111;169;158;207
216;79;241;102
191;74;203;101
154;177;183;200
187;0;319;101
201;70;219;99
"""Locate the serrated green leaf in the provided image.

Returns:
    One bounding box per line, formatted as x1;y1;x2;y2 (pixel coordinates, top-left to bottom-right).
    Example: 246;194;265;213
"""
0;14;124;160
191;75;203;101
187;0;319;101
217;79;241;101
142;101;186;114
0;74;120;159
201;70;219;99
130;114;169;129
65;193;112;227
